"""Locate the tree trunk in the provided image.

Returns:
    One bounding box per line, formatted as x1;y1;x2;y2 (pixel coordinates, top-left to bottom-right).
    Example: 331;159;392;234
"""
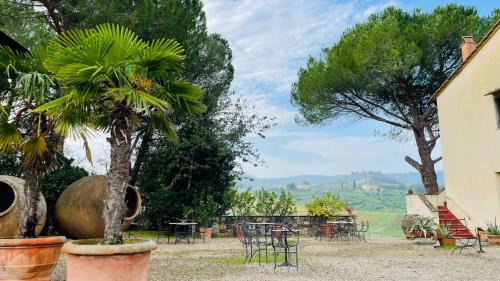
104;106;132;245
20;163;42;238
406;128;439;195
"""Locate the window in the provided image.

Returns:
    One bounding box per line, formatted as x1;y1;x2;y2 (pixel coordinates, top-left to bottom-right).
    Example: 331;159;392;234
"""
495;95;500;129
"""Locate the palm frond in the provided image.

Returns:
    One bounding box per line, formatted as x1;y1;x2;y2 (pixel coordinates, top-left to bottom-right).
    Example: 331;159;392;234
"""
22;135;48;164
106;88;169;112
149;111;178;142
161;80;206;114
0;122;22;151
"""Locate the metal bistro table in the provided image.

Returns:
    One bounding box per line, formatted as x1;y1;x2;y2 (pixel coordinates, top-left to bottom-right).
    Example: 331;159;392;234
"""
327;220;355;240
169;222;197;244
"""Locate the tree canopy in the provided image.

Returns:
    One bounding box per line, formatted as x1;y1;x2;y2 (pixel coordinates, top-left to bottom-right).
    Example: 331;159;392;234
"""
292;4;499;194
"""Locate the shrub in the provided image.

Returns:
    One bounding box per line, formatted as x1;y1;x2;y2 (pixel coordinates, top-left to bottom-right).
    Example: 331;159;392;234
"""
305;192;348;219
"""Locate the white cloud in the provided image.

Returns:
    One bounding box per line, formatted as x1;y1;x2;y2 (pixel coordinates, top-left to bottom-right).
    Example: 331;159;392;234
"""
64;133;109;174
243;134;442;178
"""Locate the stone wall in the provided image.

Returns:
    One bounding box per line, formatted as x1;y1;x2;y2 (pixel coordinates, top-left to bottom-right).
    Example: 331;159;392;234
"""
211;215;357;235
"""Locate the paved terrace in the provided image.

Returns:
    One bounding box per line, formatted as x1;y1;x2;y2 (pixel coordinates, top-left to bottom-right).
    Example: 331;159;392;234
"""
52;236;500;281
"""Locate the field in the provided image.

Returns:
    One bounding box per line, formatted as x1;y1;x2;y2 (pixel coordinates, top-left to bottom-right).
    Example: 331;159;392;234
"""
295;207;404;237
357;211;405;237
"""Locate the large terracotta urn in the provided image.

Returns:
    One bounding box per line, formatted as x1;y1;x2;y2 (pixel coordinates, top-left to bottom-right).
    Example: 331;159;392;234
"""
0;175;46;238
54;175;141;239
0;236;65;281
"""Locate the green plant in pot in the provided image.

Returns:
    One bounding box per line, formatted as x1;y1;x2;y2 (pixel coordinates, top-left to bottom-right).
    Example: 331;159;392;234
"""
306;193;347;238
225;189;255;237
184;193;220;242
486;218;500;245
436;224;456;248
407;215;436;239
0;43;66;280
35;24;205;281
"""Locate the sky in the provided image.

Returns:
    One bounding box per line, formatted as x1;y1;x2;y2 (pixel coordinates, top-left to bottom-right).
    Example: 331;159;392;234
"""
65;0;498;178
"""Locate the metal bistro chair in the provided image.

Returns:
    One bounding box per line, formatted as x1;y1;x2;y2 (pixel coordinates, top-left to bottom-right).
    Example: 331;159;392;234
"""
237;223;268;265
333;222;350;241
156;219;174;244
357;221;369;242
271;225;300;271
174;219;194;244
237;223;254;263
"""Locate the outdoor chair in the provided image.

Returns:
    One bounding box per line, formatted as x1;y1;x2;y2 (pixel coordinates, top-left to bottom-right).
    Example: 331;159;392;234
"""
239;223;270;265
312;223;324;241
333;223;350;241
156;219;174;244
271;226;300;271
352;221;369;242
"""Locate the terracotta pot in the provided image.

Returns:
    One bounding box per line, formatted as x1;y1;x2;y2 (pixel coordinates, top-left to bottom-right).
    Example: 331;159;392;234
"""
320;224;334;239
479;231;489;242
487;234;500;245
0;236;65;281
62;239;157;281
232;225;242;238
438;237;456;247
200;227;213;241
0;175;46;238
54;175;141;239
410;231;433;239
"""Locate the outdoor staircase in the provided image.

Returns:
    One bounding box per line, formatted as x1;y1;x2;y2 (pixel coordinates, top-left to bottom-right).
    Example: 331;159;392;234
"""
437;204;475;239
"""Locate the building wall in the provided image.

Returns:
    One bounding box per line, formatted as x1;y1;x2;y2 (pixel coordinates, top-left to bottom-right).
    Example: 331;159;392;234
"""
436;28;500;230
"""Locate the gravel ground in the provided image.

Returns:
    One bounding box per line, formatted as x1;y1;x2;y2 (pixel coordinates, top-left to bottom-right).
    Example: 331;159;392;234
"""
52;236;500;281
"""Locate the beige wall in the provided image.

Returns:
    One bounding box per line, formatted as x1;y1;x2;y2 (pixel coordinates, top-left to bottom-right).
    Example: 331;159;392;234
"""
436;28;500;230
406;194;434;218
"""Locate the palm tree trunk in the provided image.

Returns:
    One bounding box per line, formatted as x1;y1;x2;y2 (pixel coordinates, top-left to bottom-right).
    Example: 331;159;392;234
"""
20;163;42;238
104;106;132;245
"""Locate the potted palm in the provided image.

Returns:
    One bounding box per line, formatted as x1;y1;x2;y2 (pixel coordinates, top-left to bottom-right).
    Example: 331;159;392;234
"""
35;24;205;281
0;45;66;280
486;218;500;245
436;224;456;248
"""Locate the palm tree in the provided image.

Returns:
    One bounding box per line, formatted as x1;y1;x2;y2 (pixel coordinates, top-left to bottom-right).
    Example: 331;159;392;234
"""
0;46;61;238
36;24;205;244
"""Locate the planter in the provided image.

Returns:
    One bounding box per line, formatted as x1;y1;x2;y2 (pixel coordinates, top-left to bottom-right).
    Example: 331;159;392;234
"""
410;231;434;239
320;224;334;239
479;231;489;242
0;175;46;238
233;225;243;238
200;227;213;241
0;236;65;281
54;176;141;239
438;237;456;248
62;239;157;281
487;234;500;245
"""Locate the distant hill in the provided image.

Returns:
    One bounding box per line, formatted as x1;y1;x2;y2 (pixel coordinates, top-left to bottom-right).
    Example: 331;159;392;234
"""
238;170;444;190
238;170;444;212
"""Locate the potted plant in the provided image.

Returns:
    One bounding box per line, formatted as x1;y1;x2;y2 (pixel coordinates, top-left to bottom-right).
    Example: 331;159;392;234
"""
401;215;416;239
407;215;436;239
184;193;220;242
0;44;66;280
36;24;204;281
306;193;347;238
436;224;456;248
346;205;354;215
225;189;255;237
486;218;500;245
